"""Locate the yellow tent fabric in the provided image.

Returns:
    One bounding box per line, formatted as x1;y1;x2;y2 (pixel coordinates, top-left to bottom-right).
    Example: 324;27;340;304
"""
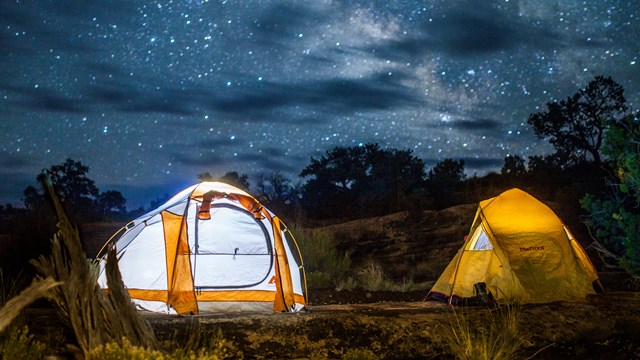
428;188;601;304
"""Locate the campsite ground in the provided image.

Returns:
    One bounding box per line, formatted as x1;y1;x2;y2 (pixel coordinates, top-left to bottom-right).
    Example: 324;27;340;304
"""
24;289;640;359
26;204;640;358
141;291;640;359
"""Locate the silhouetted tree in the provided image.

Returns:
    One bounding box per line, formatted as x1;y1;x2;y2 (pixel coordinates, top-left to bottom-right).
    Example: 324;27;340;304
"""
365;146;426;211
526;154;563;175
425;159;466;208
197;172;214;181
257;171;298;204
47;159;99;209
22;159;100;222
97;190;127;218
300;143;425;217
219;171;250;190
501;155;526;176
256;171;301;220
528;75;627;166
427;159;466;185
22;158;129;223
23;185;47;212
197;171;250;191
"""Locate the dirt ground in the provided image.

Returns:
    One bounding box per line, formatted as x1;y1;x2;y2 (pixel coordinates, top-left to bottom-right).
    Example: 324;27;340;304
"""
134;291;640;360
52;204;639;359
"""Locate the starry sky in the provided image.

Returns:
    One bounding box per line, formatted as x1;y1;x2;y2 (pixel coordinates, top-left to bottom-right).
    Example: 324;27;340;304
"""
1;0;639;210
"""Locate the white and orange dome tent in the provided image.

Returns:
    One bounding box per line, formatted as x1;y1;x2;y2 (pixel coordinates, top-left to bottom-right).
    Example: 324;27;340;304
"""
96;182;307;314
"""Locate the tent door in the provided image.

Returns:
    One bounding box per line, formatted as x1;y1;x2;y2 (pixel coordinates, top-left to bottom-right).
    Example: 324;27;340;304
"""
192;203;273;289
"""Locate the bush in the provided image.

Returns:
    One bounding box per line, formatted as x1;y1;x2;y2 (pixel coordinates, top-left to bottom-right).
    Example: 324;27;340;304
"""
293;228;351;289
0;326;47;360
87;326;239;360
356;263;422;292
357;263;389;291
341;348;380;360
86;338;165;360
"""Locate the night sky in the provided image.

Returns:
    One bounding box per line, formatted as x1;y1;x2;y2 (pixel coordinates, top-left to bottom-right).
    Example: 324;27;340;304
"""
1;1;639;210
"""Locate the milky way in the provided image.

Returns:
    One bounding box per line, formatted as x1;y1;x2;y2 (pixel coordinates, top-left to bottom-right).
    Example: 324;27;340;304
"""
1;0;638;209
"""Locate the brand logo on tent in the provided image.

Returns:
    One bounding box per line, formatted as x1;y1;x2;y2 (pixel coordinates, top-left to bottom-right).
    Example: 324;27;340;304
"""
268;275;276;285
519;246;544;252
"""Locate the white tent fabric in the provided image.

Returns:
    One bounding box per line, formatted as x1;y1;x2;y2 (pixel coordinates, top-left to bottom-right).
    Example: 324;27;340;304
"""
97;182;306;314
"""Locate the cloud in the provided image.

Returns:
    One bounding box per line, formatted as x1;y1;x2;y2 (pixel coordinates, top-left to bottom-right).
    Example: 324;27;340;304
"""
0;151;35;171
237;152;304;174
193;137;244;149
366;3;581;61
171;152;230;168
449;118;503;133
460;157;504;171
4;85;85;113
422;155;503;173
253;2;328;48
121;89;200;116
0;1;119;61
79;65;420;120
171;142;306;182
86;73;209;116
211;72;420;119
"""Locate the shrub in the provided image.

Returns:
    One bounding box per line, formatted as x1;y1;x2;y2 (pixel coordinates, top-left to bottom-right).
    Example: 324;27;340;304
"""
87;332;238;360
0;326;47;360
581;112;640;279
341;348;380;360
86;338;165;360
293;228;351;289
336;276;358;291
357;263;389;291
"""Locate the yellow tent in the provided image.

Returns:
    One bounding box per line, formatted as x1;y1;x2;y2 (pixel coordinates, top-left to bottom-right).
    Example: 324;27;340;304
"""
427;188;602;305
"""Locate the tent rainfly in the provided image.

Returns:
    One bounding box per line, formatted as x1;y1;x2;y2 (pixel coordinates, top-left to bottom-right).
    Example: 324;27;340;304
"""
427;188;603;305
96;182;307;314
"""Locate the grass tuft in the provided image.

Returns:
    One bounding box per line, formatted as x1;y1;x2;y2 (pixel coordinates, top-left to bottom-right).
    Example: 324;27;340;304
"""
358;263;388;291
164;319;241;359
445;304;524;360
0;269;28;307
341;348;380;360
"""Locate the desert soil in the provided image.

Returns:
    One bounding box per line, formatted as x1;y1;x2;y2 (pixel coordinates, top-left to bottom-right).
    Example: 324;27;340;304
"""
65;204;640;359
137;291;640;360
23;290;640;359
